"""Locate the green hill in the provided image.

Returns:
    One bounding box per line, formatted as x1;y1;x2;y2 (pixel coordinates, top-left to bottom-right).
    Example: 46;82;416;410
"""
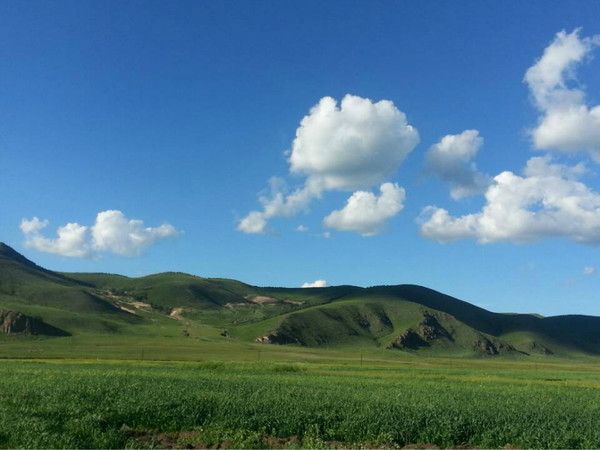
1;242;598;357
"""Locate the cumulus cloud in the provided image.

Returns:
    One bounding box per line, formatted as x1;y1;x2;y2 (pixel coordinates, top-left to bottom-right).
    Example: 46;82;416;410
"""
237;178;317;234
20;218;89;257
21;210;178;257
91;210;179;256
301;279;328;288
425;130;490;199
525;29;600;158
238;95;418;234
19;217;49;235
237;211;268;234
296;225;308;232
583;266;596;275
419;156;600;244
289;95;419;190
323;183;405;236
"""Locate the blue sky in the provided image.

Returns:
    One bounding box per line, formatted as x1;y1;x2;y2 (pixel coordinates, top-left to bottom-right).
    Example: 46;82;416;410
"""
2;1;600;316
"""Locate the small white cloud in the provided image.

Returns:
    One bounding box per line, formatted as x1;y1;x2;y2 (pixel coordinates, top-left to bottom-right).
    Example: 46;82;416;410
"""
20;210;179;257
323;182;405;236
425;130;490;199
301;279;328;288
419;156;600;244
584;266;596;275
237;211;268;234
237;178;317;234
296;225;308;232
20;217;49;235
238;94;418;233
525;29;600;159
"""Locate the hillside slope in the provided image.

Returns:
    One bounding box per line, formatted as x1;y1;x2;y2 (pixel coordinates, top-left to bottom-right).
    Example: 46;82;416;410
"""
1;242;599;357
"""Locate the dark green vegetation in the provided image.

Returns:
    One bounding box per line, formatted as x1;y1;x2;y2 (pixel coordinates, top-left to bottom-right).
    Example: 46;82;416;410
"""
1;241;599;357
2;358;600;449
3;242;600;448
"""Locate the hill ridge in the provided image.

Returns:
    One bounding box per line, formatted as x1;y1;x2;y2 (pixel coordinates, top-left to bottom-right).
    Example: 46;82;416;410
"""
1;242;599;357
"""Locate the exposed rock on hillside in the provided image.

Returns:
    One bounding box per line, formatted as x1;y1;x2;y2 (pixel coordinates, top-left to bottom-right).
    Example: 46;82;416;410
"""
389;329;429;350
0;310;69;336
256;331;301;345
473;335;516;355
388;312;452;350
527;341;554;355
418;312;453;341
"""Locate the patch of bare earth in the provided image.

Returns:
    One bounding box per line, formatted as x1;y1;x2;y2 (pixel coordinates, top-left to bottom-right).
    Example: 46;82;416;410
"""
100;290;152;316
126;429;405;449
249;295;278;305
224;302;248;309
284;300;304;306
169;307;188;320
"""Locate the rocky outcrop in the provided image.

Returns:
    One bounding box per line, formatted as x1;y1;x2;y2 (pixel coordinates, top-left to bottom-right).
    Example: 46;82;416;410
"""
0;310;68;336
418;312;453;341
388;329;429;350
388;312;452;350
527;341;554;355
255;330;301;345
473;335;516;355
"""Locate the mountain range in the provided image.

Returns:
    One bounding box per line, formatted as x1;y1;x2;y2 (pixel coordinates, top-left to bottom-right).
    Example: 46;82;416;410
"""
1;241;599;357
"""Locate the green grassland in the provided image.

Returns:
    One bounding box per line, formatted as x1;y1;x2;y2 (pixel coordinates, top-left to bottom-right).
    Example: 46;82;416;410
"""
4;242;600;448
2;355;600;449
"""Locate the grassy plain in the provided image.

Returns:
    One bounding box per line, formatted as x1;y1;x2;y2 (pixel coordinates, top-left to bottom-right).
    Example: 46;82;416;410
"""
2;337;600;449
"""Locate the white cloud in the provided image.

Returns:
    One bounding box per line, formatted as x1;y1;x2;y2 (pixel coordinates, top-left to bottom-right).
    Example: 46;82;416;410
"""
296;225;308;232
237;211;268;234
302;279;328;288
238;95;418;234
419;156;600;244
289;95;419;190
237;178;317;234
19;217;49;235
525;29;600;158
425;130;490;199
20;210;178;257
584;266;596;275
91;210;179;256
323;182;405;236
21;219;89;257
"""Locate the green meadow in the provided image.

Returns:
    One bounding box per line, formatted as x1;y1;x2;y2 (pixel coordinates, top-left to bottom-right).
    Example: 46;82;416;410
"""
2;338;600;449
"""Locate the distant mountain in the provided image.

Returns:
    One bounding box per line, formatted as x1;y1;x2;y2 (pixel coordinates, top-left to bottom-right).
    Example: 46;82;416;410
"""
0;241;598;357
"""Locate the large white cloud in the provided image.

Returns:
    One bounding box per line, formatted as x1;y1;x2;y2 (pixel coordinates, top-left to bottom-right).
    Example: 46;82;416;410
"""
289;95;419;190
425;130;490;199
20;210;179;257
323;183;405;236
419;156;600;244
525;29;600;158
238;95;418;234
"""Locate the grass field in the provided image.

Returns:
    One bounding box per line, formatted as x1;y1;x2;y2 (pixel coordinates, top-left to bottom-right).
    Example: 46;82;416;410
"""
2;340;600;449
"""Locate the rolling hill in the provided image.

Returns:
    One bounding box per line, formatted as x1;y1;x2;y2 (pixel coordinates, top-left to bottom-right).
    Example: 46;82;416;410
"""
0;241;598;357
